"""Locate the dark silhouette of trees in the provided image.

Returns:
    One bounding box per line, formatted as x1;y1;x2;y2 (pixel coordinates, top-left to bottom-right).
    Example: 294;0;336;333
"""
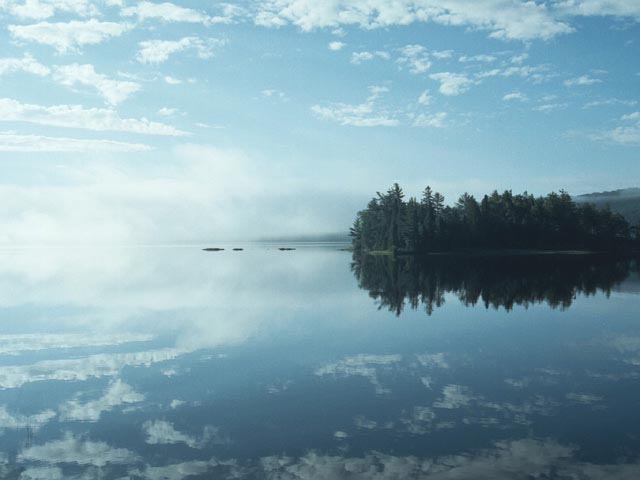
352;254;637;316
351;185;637;255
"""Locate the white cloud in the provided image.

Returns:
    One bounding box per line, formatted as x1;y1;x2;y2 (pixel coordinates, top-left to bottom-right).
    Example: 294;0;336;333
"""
434;384;475;409
1;0;99;20
397;44;432;73
122;1;242;25
315;353;402;394
8;20;131;53
0;332;152;355
143;420;223;449
533;102;568;112
157;107;178;117
417;90;432;105
136;37;226;64
0;406;56;431
0;53;50;77
60;379;144;422
583;98;637;108
18;433;139;467
164;75;182;84
558;0;640;19
328;40;346;51
53;63;139;105
430;72;474;95
413;112;447;128
0;98;188;136
311;87;399;127
261;89;288;101
0;132;151;152
350;50;389;65
596;115;640;145
459;54;497;62
0;348;183;388
564;75;602;86
252;0;575;40
502;92;528;101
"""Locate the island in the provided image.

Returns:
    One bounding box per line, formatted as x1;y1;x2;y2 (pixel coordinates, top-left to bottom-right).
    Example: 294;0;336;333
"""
350;184;640;256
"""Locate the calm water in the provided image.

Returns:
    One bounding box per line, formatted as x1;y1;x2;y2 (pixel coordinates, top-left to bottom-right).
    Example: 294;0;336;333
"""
0;245;639;479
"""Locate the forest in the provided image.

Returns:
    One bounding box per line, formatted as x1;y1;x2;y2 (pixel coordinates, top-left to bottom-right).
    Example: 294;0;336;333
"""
350;184;640;255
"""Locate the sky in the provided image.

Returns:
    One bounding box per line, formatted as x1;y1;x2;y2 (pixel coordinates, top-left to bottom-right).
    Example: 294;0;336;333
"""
0;0;639;244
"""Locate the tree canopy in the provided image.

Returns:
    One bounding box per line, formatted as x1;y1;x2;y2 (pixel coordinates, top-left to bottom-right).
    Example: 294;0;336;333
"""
351;184;640;255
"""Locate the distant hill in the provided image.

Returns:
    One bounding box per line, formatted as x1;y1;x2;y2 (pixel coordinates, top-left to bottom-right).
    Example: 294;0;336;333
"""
256;232;351;243
575;188;640;225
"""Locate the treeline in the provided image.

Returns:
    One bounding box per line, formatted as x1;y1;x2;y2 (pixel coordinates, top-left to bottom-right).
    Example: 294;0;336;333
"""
351;184;639;254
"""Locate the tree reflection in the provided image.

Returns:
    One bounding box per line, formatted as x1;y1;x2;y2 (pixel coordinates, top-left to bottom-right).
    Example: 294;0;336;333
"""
352;254;637;315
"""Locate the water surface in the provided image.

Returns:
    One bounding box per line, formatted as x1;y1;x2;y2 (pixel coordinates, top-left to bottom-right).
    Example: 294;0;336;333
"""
0;245;639;479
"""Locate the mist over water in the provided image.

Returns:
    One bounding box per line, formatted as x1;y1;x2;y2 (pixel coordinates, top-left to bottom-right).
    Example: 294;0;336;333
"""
0;245;639;479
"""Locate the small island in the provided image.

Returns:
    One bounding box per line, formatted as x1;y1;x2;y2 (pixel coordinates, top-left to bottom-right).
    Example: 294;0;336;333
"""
350;184;640;255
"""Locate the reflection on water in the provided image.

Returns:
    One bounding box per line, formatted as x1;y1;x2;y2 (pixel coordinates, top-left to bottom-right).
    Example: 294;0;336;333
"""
352;253;638;315
0;245;639;479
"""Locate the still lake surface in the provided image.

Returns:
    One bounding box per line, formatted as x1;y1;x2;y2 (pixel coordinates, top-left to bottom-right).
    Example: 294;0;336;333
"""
0;244;639;479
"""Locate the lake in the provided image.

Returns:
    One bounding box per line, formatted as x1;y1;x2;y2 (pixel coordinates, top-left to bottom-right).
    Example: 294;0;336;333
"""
0;245;639;479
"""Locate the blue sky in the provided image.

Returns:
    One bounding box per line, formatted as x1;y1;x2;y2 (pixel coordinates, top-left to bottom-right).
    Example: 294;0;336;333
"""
0;0;639;243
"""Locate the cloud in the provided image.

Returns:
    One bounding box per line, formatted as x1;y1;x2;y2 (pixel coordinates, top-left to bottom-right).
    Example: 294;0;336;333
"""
564;75;602;86
502;92;528;101
397;44;432;74
0;348;183;388
413;112;447;128
143;420;225;449
261;89;288;101
0;0;99;20
122;1;242;25
557;0;640;19
583;98;637;108
417;90;432;105
53;63;140;105
533;102;568;112
429;72;474;95
60;379;144;422
594;113;640;145
0;332;152;355
350;50;390;64
433;384;475;409
459;54;497;62
0;53;50;77
18;433;139;467
328;40;345;51
315;353;402;394
8;20;131;53
0;98;188;136
136;37;226;64
252;0;574;40
311;86;399;127
0;132;151;152
0;406;56;431
164;75;182;84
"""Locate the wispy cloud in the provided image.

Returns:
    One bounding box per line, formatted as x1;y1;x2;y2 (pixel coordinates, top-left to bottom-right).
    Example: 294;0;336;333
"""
53;63;140;105
0;98;188;136
8;20;131;53
122;1;243;25
0;53;50;77
430;72;475;96
311;86;399;127
0;132;152;152
136;37;226;64
564;75;602;87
